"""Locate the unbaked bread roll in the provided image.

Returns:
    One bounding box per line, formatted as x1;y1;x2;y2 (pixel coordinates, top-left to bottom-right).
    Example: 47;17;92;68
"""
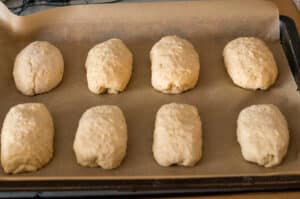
223;37;278;90
85;39;133;94
1;103;54;174
153;103;202;167
13;41;64;96
237;104;289;168
73;105;127;169
150;35;200;94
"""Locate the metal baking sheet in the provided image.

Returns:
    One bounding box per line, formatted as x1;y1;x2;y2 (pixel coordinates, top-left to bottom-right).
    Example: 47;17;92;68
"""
0;0;299;181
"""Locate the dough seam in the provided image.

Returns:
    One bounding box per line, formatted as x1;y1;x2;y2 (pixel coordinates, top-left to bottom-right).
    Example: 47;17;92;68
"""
28;58;36;95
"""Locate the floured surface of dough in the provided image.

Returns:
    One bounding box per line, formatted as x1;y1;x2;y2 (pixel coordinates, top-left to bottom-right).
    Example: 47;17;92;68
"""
150;35;200;94
153;103;202;167
1;103;54;174
85;39;133;94
223;37;278;90
73;105;127;169
13;41;64;96
237;104;289;168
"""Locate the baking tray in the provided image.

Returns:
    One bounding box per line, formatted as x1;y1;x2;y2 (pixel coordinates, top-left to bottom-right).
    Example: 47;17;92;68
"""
0;0;299;197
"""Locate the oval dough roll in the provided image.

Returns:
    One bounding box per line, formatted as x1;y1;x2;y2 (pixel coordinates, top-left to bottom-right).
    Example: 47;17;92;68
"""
73;105;127;169
1;103;54;174
85;39;133;94
150;35;200;94
13;41;64;96
223;37;278;90
153;103;202;167
237;104;289;168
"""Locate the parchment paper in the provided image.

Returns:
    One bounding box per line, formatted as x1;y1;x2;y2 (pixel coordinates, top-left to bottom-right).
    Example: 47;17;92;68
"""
0;0;299;180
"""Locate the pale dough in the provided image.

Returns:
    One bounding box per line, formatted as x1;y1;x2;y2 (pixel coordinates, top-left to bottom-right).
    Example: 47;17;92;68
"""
13;41;64;96
223;37;278;90
150;35;200;94
153;103;202;167
237;104;289;168
85;38;133;94
1;103;54;174
73;105;127;169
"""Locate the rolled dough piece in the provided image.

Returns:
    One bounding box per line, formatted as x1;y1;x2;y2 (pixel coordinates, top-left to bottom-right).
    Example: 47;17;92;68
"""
1;103;54;174
13;41;64;96
73;105;127;169
85;38;133;94
153;103;202;167
150;35;200;94
237;104;289;168
223;37;278;90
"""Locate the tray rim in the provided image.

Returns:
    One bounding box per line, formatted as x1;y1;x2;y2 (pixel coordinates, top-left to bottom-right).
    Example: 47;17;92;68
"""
1;175;300;195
